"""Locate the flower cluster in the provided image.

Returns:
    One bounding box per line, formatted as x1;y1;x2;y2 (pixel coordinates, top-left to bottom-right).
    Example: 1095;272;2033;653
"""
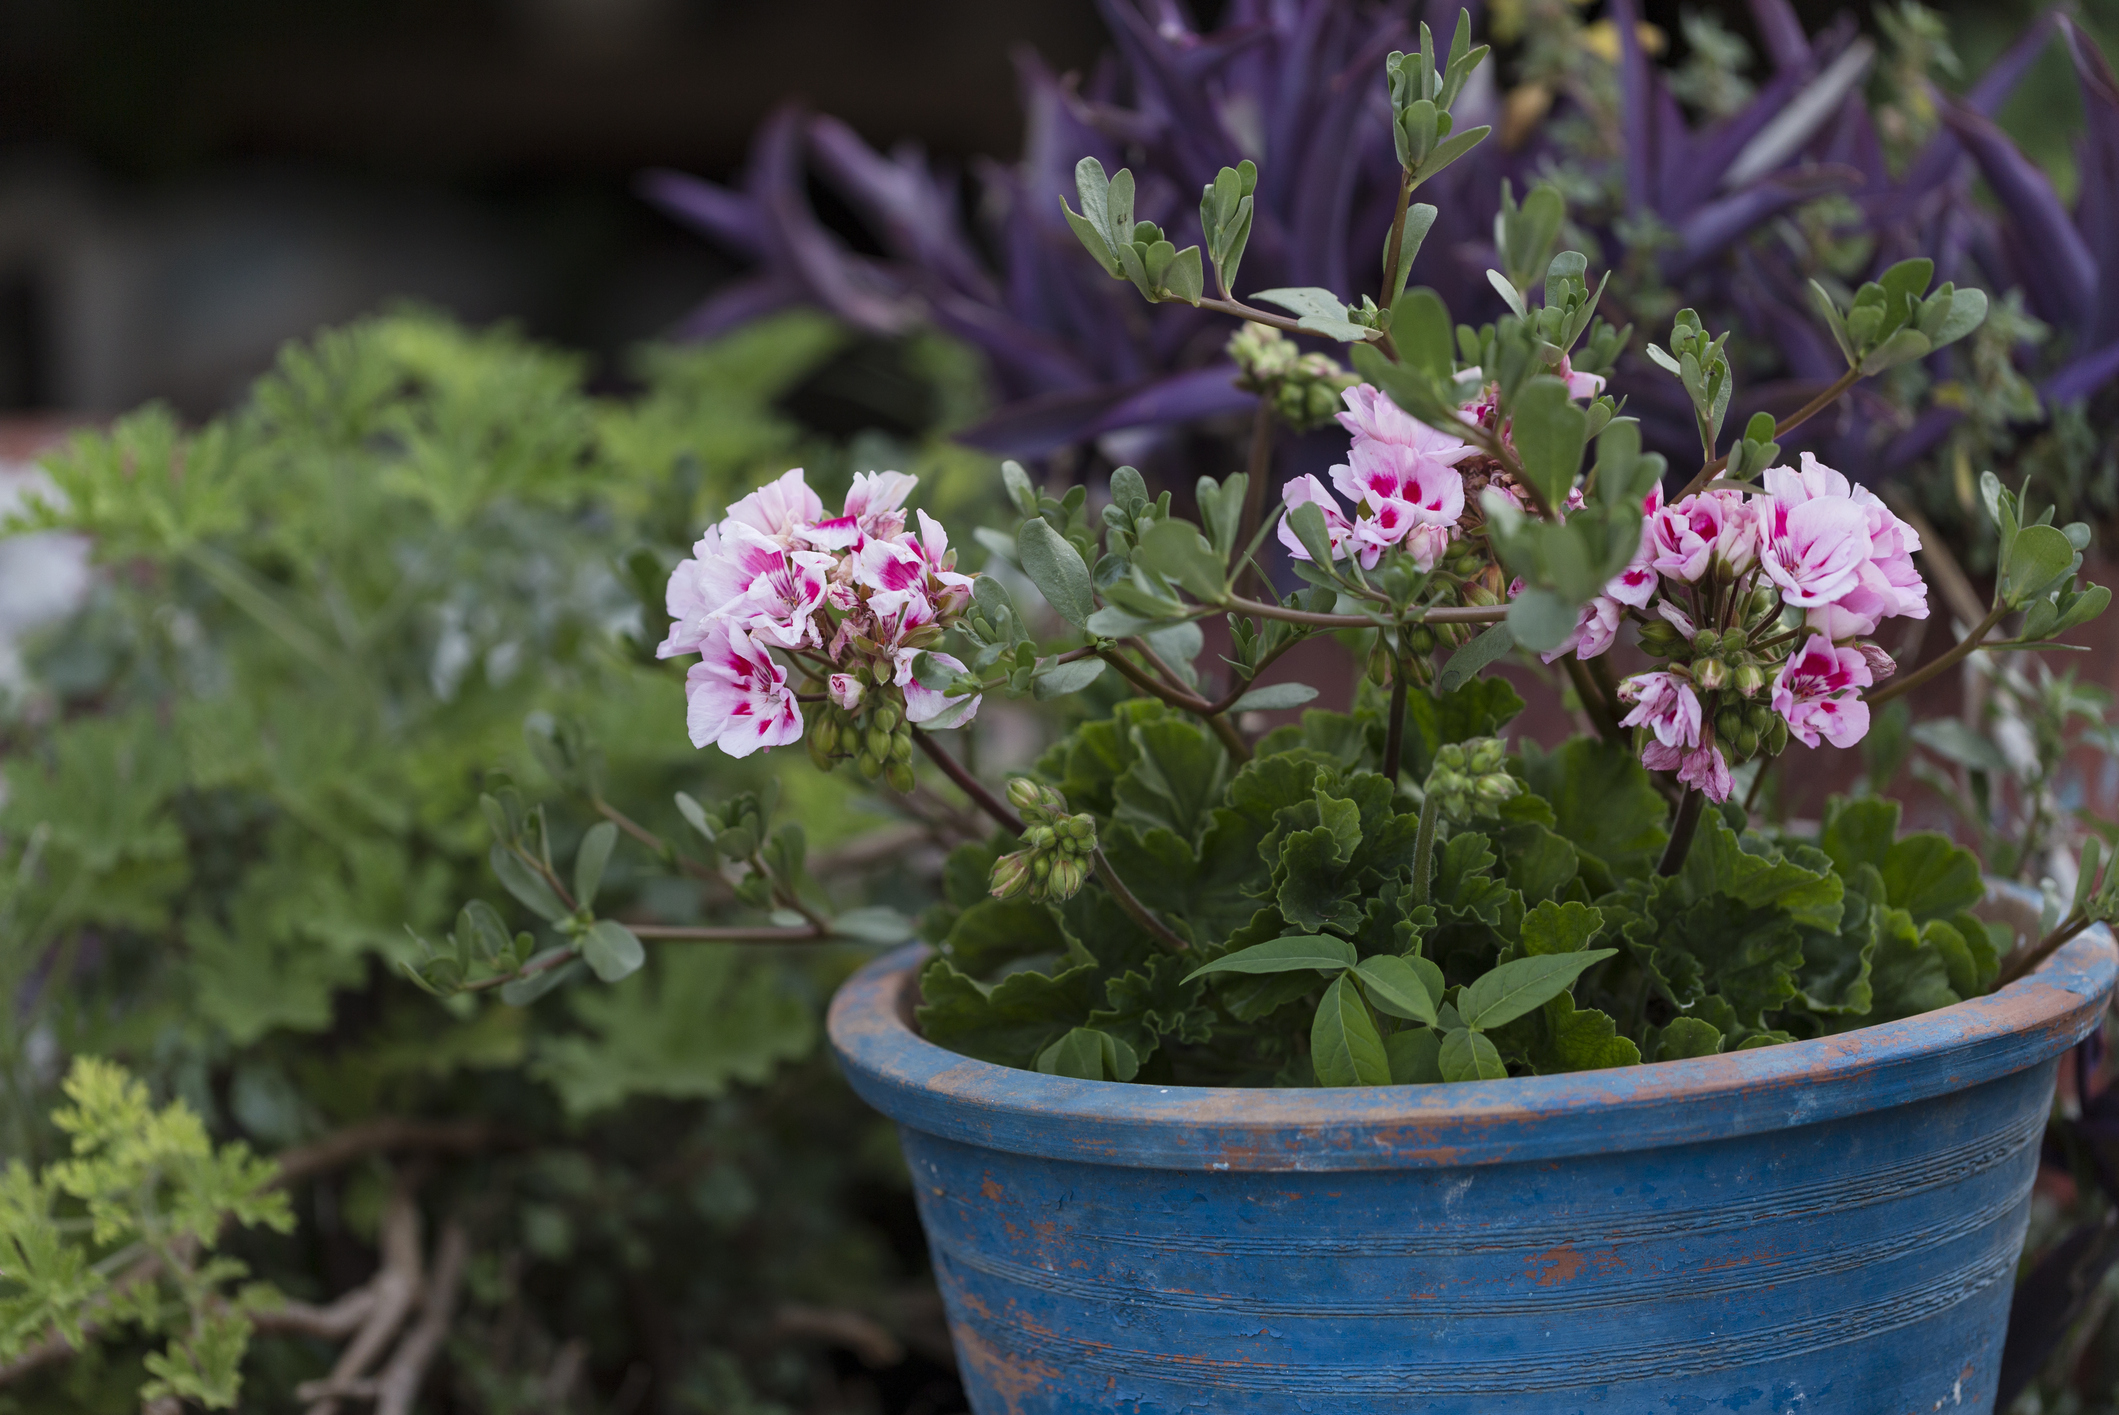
1228;325;1359;433
989;779;1098;904
659;467;981;786
1424;738;1523;820
1559;454;1926;801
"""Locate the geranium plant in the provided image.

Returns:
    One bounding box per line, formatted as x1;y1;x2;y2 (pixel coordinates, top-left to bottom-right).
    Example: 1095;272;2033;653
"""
417;14;2114;1089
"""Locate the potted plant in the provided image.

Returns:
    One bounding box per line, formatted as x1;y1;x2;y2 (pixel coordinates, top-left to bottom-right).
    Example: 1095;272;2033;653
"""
411;17;2117;1412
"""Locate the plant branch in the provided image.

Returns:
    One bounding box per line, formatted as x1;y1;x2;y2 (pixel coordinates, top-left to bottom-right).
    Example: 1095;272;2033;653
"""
1090;847;1191;954
1657;788;1705;877
1411;789;1441;905
911;729;1024;833
1865;603;2009;707
1993;914;2095;991
1566;656;1626;745
1205;634;1305;715
1382;662;1410;781
1676;367;1861;500
1195;295;1313;336
1236;399;1276;596
1219;593;1509;629
628;924;829;942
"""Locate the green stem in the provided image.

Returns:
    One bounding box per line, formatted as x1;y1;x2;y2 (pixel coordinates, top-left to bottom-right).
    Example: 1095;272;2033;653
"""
1382;661;1410;782
629;925;831;942
911;728;1025;834
1195;296;1311;336
1219;593;1509;630
1657;789;1705;877
1865;603;2009;707
1993;914;2093;991
1091;848;1192;954
1566;656;1625;746
1675;367;1862;501
1412;789;1441;906
1236;399;1276;597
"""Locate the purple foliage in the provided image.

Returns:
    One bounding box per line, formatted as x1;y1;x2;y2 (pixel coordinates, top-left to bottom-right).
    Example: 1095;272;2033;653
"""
643;0;2119;480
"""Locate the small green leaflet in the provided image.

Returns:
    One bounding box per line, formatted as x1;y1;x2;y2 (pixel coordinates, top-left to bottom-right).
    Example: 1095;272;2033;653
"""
582;920;646;982
1353;955;1438;1024
1252;287;1376;343
1311;974;1392;1086
1439;1027;1506;1081
1458;949;1616;1030
1016;517;1095;629
1229;682;1319;714
1036;1027;1140;1082
1185;934;1356;980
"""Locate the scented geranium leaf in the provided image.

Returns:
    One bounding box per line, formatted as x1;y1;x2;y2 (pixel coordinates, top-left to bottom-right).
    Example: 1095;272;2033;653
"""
1654;1016;1724;1060
1253;710;1371;770
1677;812;1843;933
915;959;1105;1069
1460;949;1615;1030
1187;933;1356;980
1091;954;1215;1053
1113;717;1229;845
1518;738;1669;887
1433;831;1510;922
1877;834;1984;924
940;898;1074;978
1036;1027;1140;1082
1795;861;1882;1016
1439;1027;1506;1081
1519;900;1604;956
1820;797;1898;875
1921;917;2000;1000
1057;886;1158;975
1102;822;1261;947
1863;906;1961;1024
1311;975;1392;1086
1339;771;1421;878
1038;698;1162;815
1273;799;1367;933
1388;1028;1445;1083
1353;955;1439;1024
1500;822;1578;905
941;839;1004;910
1351;884;1436;957
1666;894;1805;1028
1401;678;1526;782
1493;992;1640;1073
1947;910;2003;994
1618;891;1705;1008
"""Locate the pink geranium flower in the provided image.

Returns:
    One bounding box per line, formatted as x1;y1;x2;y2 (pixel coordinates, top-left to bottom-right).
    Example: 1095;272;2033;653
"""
1336;385;1477;464
1646;491;1755;583
1617;670;1703;749
1541;594;1623;664
1643;741;1735;801
1277;475;1355;564
724;467;825;546
684;622;803;756
659;524;831;656
1771;635;1874;748
1758;491;1871;607
804;469;919;549
903;651;981;730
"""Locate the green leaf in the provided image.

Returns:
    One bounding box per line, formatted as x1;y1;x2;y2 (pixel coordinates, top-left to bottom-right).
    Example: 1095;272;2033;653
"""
1526;993;1641;1072
1032;657;1108;699
1654;1016;1723;1060
1864;906;1961;1024
2004;522;2079;607
1285;500;1341;570
573;820;618;912
1252;287;1375;342
1518;737;1668;887
1001;460;1039;518
1036;1027;1141;1082
1910;718;2011;774
1016;517;1096;629
1508;376;1588;511
1506;588;1579;655
1383;203;1439;304
828;906;916;944
1387;1028;1445;1083
1439;1026;1506;1081
915;958;1103;1068
1394;287;1456;383
582;920;646;983
501;958;583;1007
1229;682;1319;713
1926;286;1987;348
1188;933;1356;981
1878;833;1984;924
1433;623;1514;694
1353;955;1439;1024
1519;899;1604;956
490;844;569;923
1135;518;1228;600
1310;974;1391;1086
940;898;1074;977
1858;328;1933;375
1459;949;1615;1030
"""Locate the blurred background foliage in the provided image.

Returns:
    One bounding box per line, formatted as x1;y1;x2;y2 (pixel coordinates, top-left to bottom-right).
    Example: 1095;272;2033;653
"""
0;1;2117;1412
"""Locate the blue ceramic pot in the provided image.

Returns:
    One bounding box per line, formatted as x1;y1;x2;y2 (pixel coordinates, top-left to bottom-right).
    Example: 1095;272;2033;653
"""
829;899;2116;1414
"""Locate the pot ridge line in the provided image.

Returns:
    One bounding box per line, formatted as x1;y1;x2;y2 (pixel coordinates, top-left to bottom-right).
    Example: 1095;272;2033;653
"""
939;1244;2016;1395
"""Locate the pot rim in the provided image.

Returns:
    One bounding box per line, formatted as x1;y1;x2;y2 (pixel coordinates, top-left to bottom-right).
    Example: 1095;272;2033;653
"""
827;888;2117;1172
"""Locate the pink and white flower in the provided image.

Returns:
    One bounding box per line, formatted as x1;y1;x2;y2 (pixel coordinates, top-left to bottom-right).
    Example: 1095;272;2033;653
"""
1771;635;1873;748
1277;474;1356;564
684;622;803;757
1336;385;1477;464
723;467;825;547
1617;670;1703;749
1644;741;1735;801
1758;468;1873;607
804;469;919;550
828;673;866;712
1645;491;1756;584
1541;594;1623;664
903;651;982;730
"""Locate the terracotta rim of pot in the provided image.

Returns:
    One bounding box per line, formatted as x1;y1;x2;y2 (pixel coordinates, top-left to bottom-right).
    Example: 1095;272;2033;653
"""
828;888;2118;1172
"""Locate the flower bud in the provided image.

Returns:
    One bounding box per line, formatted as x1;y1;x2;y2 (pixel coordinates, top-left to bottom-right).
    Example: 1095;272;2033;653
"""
1715;706;1743;745
856;751;882;780
1690;629;1719;658
1737;724;1761;758
1469;738;1506;774
1750;584;1782;621
1435;743;1466;771
829;674;866;713
1475;773;1519;806
988;851;1032;899
1407;625;1437;655
812;716;840;755
1719;628;1748;655
1694;657;1728;692
1858;643;1898;682
1734;661;1767;698
886;761;916;794
807;734;834;772
1007;778;1043;811
1366;641;1390;686
1029;825;1055;850
891;730;913;764
873;703;901;733
1766;713;1790;754
1636;620;1682;657
1463;584;1500;607
1033;853;1052;880
867;726;893;760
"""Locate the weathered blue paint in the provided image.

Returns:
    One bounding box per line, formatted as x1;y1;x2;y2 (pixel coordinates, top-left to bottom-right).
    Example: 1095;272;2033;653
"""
828;897;2117;1415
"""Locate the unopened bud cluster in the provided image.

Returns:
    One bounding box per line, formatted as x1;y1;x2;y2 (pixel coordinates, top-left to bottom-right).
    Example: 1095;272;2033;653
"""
808;695;917;793
989;779;1099;903
1425;737;1520;820
1228;325;1357;432
1633;587;1791;765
